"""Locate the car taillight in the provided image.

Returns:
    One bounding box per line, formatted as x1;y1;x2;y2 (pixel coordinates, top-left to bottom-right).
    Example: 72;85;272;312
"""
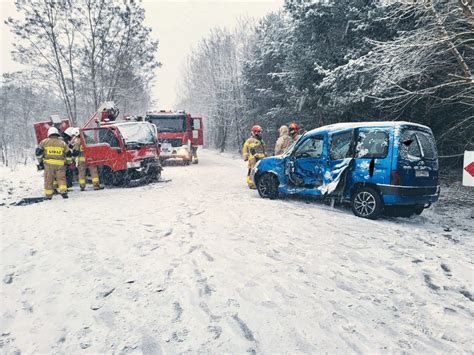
390;170;401;185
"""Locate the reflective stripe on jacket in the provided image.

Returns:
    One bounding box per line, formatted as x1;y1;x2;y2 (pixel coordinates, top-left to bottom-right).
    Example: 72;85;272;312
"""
72;138;86;162
38;137;67;166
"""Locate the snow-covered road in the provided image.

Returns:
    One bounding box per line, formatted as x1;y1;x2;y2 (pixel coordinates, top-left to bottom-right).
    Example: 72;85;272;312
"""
1;150;473;353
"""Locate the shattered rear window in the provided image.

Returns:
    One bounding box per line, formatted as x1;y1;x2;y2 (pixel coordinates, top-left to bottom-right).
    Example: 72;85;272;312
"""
355;130;389;159
399;129;437;160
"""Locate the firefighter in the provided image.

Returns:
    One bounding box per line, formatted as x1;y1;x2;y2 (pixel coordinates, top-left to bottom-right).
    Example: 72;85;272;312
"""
243;125;266;189
63;127;78;187
289;122;301;142
35;127;70;199
191;146;199;164
71;132;102;191
274;125;293;155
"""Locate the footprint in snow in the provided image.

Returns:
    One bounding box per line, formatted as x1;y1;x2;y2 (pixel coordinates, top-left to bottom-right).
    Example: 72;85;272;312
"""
208;325;222;340
440;263;452;276
170;329;188;343
173;302;183;322
201;251;214;262
232;314;256;342
199;302;221;321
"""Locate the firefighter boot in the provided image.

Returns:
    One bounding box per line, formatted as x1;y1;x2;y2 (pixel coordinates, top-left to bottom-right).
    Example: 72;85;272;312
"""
246;175;256;189
89;166;103;190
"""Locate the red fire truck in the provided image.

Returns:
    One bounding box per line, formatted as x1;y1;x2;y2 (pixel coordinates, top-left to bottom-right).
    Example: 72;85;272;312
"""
33;115;71;143
145;110;203;165
79;102;162;186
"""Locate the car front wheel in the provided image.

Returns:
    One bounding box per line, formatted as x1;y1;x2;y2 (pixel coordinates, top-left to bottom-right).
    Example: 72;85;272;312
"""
351;187;382;219
257;173;279;199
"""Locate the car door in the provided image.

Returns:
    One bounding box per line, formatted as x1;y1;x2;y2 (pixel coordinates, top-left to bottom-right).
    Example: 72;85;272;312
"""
397;128;438;187
191;117;204;146
353;128;391;184
292;135;326;187
324;130;355;194
80;127;123;169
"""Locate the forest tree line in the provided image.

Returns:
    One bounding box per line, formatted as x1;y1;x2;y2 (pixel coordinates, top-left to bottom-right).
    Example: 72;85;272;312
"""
1;0;159;166
177;0;474;167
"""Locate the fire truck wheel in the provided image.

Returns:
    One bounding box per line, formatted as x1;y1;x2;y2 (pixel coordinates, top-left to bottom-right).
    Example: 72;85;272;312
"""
148;168;161;182
99;166;114;186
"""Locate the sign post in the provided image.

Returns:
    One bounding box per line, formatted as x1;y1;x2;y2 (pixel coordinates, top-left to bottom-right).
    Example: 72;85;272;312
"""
463;151;474;187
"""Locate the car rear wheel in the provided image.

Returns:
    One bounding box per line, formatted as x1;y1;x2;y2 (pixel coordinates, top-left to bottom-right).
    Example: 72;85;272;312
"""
257;173;279;199
351;187;382;219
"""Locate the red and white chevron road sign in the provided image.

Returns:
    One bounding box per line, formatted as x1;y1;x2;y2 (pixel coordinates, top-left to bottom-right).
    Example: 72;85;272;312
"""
463;151;474;187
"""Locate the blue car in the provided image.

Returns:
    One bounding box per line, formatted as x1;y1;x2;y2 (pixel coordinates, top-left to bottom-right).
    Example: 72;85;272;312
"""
253;121;440;219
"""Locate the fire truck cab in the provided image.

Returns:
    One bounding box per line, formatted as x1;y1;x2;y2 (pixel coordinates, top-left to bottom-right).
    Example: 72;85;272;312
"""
79;102;162;186
145;110;203;165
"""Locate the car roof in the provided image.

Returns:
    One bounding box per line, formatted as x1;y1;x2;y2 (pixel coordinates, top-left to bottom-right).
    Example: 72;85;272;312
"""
102;121;149;127
306;121;430;135
146;112;185;116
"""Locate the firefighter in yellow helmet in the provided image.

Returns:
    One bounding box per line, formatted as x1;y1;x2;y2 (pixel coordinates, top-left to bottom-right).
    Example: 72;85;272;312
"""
243;125;266;189
71;130;101;191
35;127;70;199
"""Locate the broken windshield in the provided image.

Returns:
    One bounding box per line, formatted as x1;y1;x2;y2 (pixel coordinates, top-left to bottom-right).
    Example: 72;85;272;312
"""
117;123;156;145
147;115;186;132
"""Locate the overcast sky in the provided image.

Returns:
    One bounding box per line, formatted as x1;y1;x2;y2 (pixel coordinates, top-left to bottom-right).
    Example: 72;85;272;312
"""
0;0;283;108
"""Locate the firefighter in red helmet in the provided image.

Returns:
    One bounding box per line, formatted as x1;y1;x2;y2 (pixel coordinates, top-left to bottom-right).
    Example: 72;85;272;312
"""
243;125;266;189
289;122;301;142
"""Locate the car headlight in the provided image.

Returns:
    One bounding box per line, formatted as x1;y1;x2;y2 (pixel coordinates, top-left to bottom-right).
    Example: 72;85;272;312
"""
127;161;141;168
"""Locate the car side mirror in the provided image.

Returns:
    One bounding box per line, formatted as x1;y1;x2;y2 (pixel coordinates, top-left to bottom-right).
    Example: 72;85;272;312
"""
113;147;122;154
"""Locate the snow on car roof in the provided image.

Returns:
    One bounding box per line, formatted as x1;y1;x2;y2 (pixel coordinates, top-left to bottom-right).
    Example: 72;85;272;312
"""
102;121;149;126
307;121;429;135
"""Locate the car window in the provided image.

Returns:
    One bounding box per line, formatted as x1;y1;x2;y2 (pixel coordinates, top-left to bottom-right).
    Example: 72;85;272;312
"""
294;136;324;158
83;130;98;145
400;129;437;160
330;131;353;160
83;129;119;147
355;130;389;159
99;129;120;147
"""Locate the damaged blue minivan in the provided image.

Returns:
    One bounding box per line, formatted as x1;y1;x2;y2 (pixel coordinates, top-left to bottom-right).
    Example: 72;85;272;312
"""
253;121;440;219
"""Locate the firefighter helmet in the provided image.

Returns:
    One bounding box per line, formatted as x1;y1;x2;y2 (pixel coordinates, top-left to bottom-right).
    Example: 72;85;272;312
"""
47;127;60;137
289;122;299;133
251;125;262;135
64;127;79;137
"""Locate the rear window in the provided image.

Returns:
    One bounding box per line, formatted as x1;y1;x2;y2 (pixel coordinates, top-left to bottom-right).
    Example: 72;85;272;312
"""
399;129;437;160
355;130;389;159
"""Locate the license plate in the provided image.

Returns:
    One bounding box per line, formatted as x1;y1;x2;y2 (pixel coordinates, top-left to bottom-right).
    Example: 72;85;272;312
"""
416;170;429;177
161;143;171;152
